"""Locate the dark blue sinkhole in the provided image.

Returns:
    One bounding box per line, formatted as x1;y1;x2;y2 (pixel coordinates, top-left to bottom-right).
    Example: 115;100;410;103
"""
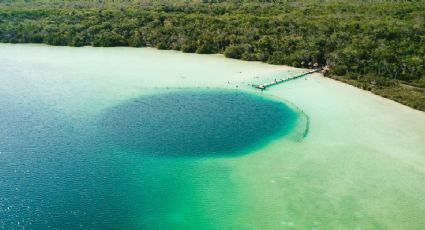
98;90;297;157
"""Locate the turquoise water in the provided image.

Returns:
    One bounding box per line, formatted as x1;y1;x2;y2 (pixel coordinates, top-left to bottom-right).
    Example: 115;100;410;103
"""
1;44;425;229
0;57;298;228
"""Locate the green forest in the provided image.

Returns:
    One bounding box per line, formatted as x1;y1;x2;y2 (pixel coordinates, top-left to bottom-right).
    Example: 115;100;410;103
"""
0;0;424;110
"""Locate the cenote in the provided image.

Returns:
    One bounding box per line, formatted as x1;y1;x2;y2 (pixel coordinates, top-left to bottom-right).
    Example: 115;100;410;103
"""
98;90;298;157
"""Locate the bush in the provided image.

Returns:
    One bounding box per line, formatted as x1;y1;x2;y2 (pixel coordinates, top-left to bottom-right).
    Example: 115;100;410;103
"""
93;32;126;47
181;43;197;53
224;45;245;59
331;65;348;76
195;43;217;54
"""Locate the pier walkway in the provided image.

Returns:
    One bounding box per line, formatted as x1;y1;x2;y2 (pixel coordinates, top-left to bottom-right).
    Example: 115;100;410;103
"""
252;69;320;90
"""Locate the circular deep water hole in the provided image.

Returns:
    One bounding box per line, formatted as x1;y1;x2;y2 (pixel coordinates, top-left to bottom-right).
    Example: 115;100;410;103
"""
99;90;297;157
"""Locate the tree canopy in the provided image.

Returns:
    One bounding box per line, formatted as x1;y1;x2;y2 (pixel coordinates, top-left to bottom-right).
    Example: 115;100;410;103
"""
0;0;424;109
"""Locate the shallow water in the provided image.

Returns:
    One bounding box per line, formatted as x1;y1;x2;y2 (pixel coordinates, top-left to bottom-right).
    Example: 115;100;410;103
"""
0;44;424;229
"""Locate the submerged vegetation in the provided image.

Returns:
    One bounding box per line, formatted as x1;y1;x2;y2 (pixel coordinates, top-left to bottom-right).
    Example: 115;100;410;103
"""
0;0;424;110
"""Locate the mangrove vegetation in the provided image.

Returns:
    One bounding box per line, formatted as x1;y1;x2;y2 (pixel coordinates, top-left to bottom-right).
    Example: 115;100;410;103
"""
0;0;424;110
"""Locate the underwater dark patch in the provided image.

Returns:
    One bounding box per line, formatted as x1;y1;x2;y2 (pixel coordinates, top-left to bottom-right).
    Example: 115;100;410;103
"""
98;90;297;157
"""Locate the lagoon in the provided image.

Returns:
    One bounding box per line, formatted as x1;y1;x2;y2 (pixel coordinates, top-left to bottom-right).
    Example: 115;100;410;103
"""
0;44;425;229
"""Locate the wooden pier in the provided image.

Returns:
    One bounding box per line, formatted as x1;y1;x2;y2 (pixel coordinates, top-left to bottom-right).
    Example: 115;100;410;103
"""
252;69;320;90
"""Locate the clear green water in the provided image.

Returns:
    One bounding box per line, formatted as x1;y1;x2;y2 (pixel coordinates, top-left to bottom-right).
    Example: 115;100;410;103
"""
0;44;302;229
1;44;425;229
0;88;297;229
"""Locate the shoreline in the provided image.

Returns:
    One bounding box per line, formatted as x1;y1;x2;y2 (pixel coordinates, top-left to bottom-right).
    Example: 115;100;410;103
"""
1;42;423;113
329;75;425;112
318;74;425;116
2;42;425;229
